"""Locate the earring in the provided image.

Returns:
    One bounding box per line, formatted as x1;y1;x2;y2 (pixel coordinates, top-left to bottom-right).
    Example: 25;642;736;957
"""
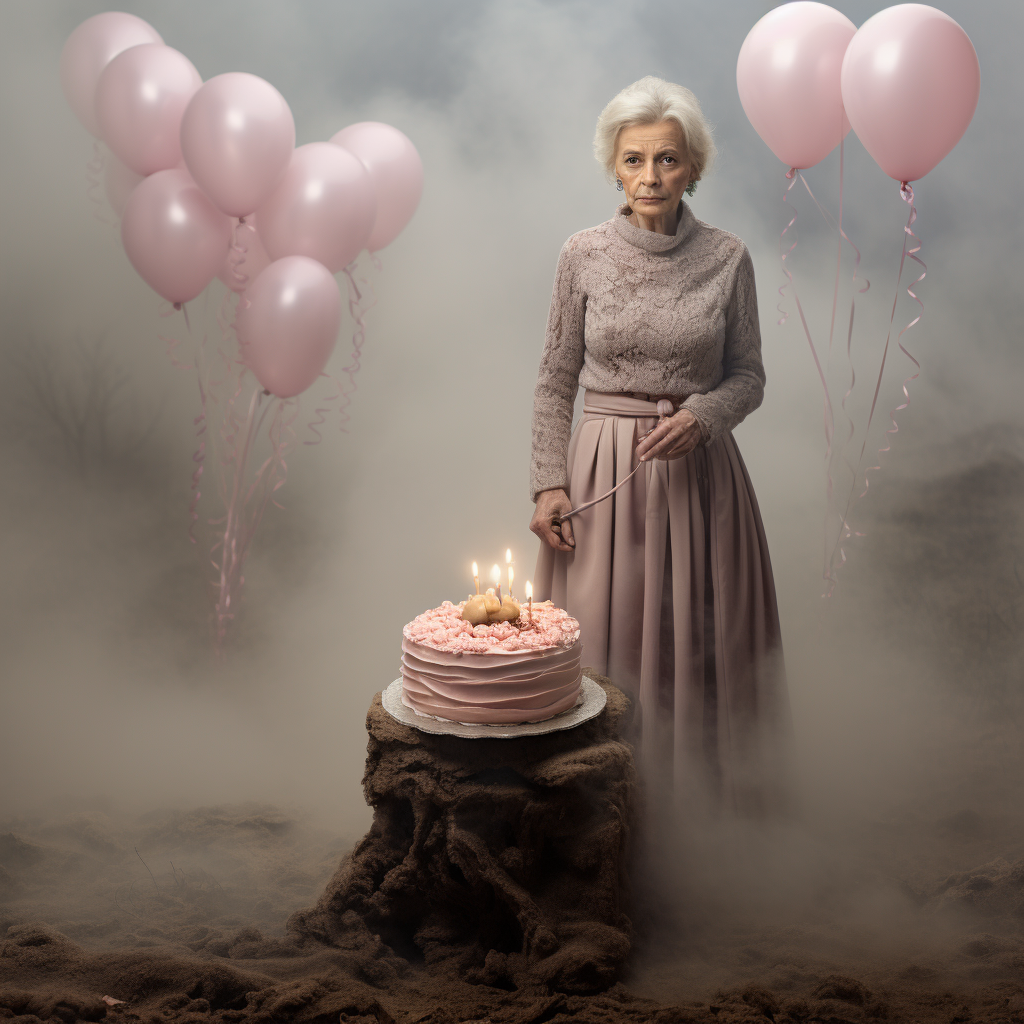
685;180;697;197
616;178;623;191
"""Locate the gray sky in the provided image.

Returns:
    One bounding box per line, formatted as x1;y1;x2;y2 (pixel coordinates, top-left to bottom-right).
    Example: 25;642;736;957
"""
0;0;1021;833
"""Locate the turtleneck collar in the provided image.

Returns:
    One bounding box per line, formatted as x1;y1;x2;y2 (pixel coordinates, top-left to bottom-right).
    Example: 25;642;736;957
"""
612;199;695;253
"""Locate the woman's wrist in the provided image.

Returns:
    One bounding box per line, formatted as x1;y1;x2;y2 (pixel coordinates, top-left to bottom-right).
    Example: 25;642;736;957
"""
680;406;710;445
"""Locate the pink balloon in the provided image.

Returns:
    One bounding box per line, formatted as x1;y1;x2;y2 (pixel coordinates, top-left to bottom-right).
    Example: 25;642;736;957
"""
330;122;423;251
217;219;271;293
95;44;202;176
235;257;342;398
60;12;162;138
103;151;144;216
841;5;980;183
180;73;296;218
256;142;377;273
737;2;856;170
121;168;233;305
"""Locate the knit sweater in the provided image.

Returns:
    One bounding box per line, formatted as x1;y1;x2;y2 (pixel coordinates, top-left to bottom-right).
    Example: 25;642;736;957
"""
530;199;765;501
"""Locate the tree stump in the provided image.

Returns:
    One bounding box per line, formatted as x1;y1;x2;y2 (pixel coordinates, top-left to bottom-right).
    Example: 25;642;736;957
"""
287;672;638;994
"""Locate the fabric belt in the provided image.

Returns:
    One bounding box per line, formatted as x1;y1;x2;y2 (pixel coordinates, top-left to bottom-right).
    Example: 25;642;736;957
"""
581;389;689;418
560;391;688;523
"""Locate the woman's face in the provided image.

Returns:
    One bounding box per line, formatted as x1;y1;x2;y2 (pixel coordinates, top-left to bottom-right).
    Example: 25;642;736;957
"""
613;120;691;217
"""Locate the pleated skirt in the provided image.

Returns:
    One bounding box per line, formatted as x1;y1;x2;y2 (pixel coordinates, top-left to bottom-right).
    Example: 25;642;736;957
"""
534;391;792;816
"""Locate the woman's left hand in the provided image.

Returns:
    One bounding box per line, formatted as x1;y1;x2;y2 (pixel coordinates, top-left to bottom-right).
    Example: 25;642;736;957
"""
635;408;704;462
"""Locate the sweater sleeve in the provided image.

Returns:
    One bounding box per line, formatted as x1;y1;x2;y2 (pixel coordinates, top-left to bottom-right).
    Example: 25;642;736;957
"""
530;236;587;502
681;243;766;444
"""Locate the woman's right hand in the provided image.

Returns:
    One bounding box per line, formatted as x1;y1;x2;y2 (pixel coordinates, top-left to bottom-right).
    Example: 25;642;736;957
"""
530;488;575;552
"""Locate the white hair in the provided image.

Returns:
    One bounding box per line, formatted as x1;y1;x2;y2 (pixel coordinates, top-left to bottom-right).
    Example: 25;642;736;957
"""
593;75;716;186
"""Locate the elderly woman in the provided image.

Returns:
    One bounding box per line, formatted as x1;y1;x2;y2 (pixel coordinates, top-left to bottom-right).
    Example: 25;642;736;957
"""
529;76;790;814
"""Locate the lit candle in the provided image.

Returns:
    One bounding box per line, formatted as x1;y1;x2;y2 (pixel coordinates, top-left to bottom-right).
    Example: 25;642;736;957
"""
506;548;513;597
472;561;479;595
508;565;514;597
490;563;502;601
525;580;533;624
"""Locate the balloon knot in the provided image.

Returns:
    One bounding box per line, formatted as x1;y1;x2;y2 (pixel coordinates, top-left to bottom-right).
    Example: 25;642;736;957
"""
900;181;914;203
173;302;182;311
785;167;797;180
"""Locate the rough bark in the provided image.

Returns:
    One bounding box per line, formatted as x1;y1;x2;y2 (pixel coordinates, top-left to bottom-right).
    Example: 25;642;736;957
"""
288;672;638;994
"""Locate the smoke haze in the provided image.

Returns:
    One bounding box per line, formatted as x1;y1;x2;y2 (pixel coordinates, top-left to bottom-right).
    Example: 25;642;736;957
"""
1;0;1023;1009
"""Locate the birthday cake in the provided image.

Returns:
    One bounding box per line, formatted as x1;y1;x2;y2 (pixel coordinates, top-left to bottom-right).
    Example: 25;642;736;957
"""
400;599;583;725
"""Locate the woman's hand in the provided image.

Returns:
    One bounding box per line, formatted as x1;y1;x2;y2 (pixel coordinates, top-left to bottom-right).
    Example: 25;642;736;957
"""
635;408;704;462
530;488;575;552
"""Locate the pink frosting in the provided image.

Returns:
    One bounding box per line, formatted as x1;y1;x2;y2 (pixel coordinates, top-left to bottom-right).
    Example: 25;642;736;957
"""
403;600;580;655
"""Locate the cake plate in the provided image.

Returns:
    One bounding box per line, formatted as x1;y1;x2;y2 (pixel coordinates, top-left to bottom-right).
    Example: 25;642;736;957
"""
381;676;606;739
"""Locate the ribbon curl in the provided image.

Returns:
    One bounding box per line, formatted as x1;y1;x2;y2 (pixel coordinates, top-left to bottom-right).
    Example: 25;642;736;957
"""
833;182;925;551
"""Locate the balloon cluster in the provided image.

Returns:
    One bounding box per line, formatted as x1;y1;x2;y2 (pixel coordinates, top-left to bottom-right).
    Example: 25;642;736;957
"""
60;12;425;650
60;11;424;400
736;2;980;184
736;3;980;595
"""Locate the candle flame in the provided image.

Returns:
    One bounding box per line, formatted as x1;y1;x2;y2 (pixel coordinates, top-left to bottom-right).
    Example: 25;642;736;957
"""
472;561;478;576
506;548;512;564
525;581;533;598
490;564;501;585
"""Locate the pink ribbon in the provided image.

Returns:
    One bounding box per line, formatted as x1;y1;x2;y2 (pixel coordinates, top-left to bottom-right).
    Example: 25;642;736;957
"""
337;257;378;431
791;146;871;592
831;182;925;555
304;255;378;444
777;167;841;591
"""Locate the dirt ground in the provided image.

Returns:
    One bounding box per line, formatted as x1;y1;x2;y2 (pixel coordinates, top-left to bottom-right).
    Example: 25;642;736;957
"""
3;793;1024;1023
3;437;1024;1023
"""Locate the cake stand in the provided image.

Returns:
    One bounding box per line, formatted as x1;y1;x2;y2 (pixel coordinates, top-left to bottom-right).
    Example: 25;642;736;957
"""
381;675;606;739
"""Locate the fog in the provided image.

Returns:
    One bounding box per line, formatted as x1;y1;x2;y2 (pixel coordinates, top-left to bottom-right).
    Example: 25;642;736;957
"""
1;0;1023;1011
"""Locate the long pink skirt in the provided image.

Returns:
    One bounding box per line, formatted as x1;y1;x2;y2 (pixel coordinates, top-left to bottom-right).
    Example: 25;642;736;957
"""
534;391;792;815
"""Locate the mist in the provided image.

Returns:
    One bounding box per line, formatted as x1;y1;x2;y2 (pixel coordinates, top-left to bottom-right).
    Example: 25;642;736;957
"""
2;0;1023;1015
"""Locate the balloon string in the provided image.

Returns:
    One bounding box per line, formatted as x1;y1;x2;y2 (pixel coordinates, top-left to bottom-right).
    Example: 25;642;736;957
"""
210;392;297;654
778;168;837;589
304;371;345;445
169;302;192;331
157;302;211;545
832;182;924;556
795;148;872;592
776;170;799;328
228;218;252;292
869;182;924;486
793;162;842;592
188;371;207;544
306;250;374;444
158;303;194;374
336;256;378;431
213;386;260;652
247;397;297;510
